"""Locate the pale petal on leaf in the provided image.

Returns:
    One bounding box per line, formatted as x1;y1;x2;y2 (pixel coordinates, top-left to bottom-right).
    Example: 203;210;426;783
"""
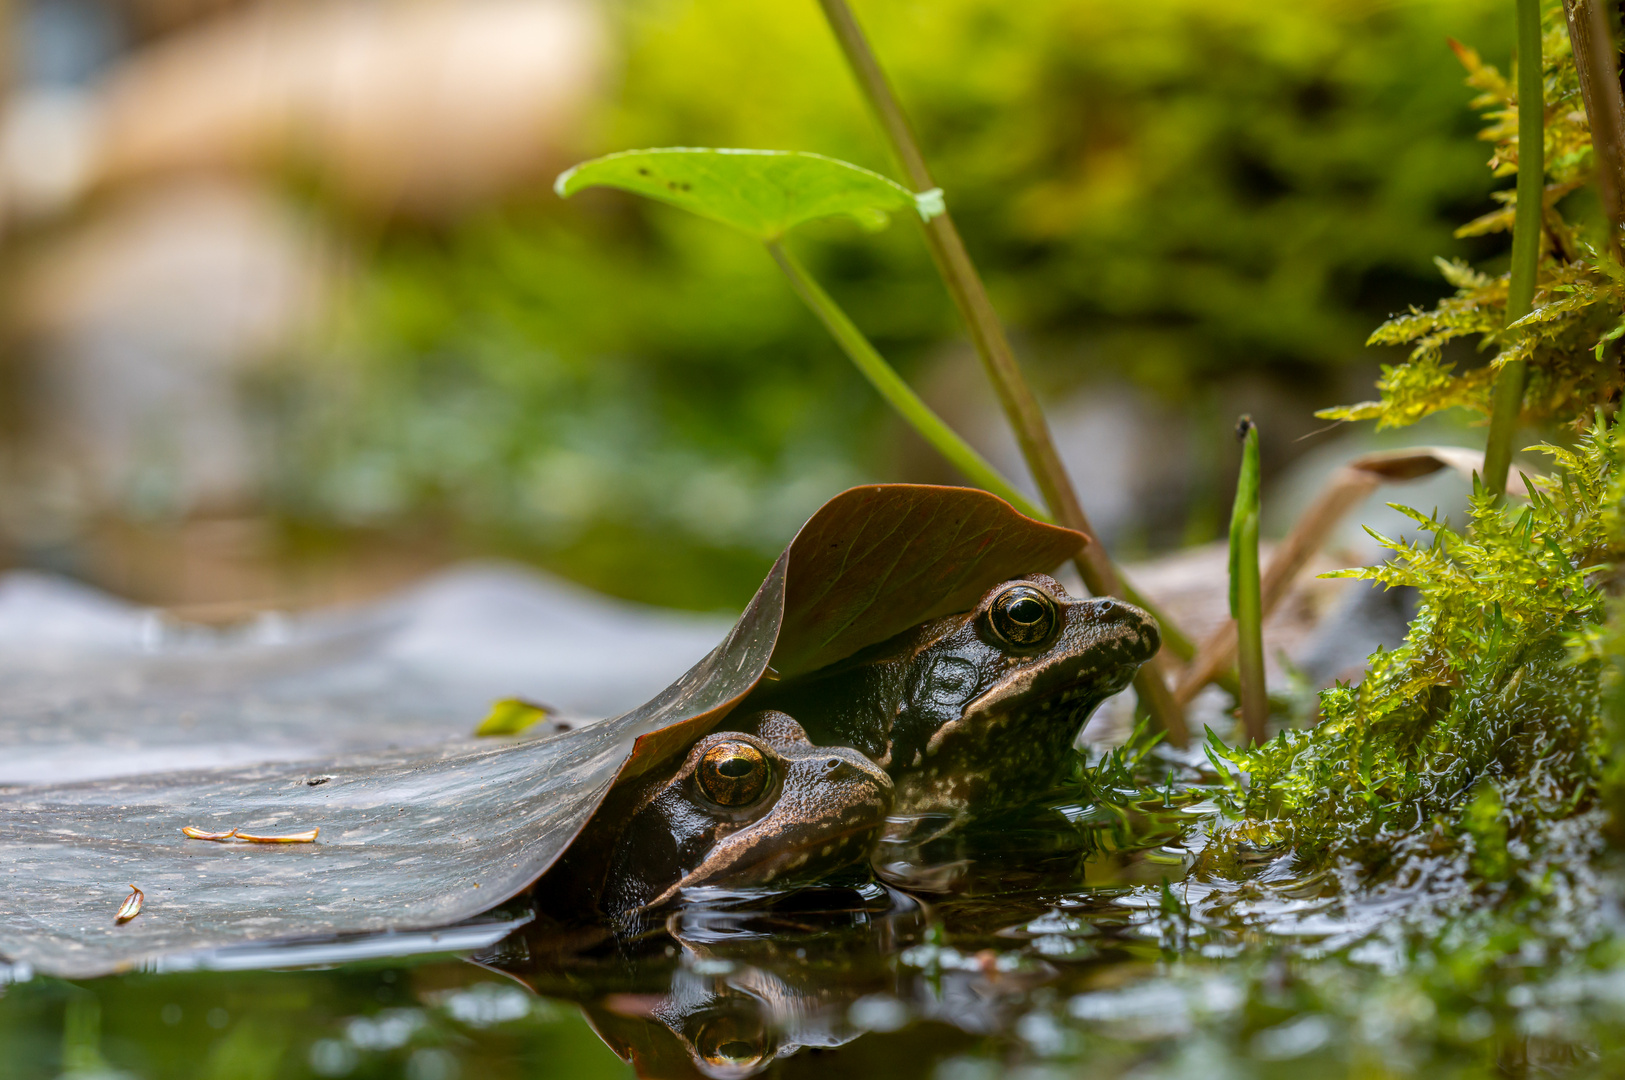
114;886;143;923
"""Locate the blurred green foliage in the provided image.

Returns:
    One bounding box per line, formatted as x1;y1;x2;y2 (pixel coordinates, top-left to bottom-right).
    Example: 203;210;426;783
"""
1322;2;1625;430
268;0;1508;608
0;963;631;1080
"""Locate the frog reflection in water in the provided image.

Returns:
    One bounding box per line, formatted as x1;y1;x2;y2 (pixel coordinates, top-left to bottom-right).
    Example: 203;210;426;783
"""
551;711;893;916
748;574;1160;822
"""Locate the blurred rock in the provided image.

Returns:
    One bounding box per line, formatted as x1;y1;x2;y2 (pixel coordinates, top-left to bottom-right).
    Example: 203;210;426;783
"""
0;0;610;219
9;177;328;526
1296;578;1418;690
0;0;610;603
0;88;102;220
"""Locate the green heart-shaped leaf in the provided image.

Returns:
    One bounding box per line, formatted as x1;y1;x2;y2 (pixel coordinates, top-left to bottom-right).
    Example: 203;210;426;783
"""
555;148;942;241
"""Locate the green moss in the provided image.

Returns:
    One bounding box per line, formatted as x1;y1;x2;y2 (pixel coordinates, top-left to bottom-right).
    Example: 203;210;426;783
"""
1215;421;1612;898
1229;3;1625;945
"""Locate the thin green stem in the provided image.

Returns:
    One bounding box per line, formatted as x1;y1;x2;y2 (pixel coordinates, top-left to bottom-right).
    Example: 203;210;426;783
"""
1564;0;1625;260
1230;418;1267;747
767;240;1049;521
813;0;1094;573
814;0;1190;744
1483;0;1544;498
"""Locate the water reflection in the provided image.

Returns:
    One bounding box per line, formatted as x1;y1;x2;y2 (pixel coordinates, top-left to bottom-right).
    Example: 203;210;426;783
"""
3;767;1616;1079
520;887;916;1077
480;788;1223;1078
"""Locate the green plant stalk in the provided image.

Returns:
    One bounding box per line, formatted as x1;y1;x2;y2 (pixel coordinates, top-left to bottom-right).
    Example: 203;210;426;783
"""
1564;0;1625;260
814;0;1190;744
812;0;1118;596
767;240;1048;521
1229;418;1267;747
1483;0;1545;498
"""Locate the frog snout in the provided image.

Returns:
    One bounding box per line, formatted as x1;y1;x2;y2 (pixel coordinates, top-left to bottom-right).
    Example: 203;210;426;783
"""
813;752;892;790
1087;597;1161;658
1089;597;1133;621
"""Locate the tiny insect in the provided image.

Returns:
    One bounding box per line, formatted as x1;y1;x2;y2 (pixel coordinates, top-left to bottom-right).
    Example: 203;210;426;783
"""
115;885;143;923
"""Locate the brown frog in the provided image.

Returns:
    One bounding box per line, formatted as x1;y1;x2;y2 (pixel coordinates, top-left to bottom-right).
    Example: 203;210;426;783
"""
746;574;1159;821
550;711;893;917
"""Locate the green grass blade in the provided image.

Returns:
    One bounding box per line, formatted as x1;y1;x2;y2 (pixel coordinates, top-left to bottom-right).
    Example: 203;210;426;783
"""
1229;417;1267;746
1482;0;1544;498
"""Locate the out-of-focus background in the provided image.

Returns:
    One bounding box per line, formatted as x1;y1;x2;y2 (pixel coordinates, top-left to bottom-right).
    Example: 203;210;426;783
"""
0;0;1510;617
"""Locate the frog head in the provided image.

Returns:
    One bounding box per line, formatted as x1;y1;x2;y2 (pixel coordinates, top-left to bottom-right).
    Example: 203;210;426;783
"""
597;711;893;913
749;574;1159;820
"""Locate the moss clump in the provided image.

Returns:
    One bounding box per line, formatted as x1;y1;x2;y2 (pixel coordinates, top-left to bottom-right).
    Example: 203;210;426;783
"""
1203;1;1625;990
1221;423;1612;873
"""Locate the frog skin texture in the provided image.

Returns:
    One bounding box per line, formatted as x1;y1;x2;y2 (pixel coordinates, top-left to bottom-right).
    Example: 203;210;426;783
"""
561;710;893;916
746;574;1160;821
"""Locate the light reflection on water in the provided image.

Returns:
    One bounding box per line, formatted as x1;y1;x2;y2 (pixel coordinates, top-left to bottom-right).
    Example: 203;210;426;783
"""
1;764;1621;1080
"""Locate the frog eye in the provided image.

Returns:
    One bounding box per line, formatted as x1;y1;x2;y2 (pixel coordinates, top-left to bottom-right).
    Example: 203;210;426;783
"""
691;1013;771;1071
696;741;772;807
988;584;1057;649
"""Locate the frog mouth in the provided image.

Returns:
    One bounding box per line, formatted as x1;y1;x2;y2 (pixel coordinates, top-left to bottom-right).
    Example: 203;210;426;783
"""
963;646;1146;728
1001;663;1137;723
643;820;884;910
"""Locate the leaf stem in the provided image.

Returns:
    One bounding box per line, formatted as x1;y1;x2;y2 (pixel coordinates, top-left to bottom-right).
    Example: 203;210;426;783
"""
814;0;1190;743
767;240;1049;521
1229;417;1267;746
1483;0;1544;498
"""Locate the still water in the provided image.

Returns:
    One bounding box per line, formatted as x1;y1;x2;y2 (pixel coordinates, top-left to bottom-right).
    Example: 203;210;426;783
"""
9;750;1619;1080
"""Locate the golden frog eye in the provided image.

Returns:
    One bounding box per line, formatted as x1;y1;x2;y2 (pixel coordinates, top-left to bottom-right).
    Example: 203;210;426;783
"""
696;741;771;807
692;1013;771;1071
988;584;1057;649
